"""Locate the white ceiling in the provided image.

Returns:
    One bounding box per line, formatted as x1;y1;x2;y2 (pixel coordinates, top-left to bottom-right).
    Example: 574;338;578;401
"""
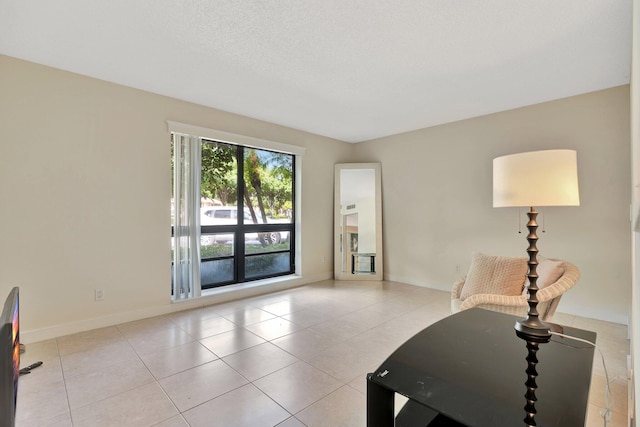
0;1;632;143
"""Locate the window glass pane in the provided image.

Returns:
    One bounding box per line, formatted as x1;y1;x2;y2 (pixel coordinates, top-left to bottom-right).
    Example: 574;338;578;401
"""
200;231;234;245
201;236;234;257
243;148;293;225
201;140;238;218
201;259;234;286
245;232;290;252
245;253;291;279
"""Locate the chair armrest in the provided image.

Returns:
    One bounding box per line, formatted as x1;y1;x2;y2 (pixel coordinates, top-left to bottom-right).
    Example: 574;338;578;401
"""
537;261;580;302
459;293;528;311
451;276;466;299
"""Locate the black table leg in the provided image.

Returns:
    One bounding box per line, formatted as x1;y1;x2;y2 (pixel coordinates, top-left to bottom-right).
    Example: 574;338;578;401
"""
367;373;395;427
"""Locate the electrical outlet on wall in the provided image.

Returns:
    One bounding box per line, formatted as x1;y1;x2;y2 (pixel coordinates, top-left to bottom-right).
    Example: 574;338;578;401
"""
95;289;104;301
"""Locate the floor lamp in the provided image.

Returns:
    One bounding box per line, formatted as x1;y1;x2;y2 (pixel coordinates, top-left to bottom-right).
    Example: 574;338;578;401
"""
493;149;580;426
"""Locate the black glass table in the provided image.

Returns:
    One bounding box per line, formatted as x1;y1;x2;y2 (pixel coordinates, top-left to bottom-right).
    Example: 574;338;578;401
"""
367;308;596;427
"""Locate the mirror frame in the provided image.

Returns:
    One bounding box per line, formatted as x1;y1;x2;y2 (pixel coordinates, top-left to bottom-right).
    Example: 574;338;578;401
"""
334;163;383;281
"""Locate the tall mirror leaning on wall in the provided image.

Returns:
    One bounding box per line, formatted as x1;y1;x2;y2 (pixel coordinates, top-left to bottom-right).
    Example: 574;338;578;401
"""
334;163;383;281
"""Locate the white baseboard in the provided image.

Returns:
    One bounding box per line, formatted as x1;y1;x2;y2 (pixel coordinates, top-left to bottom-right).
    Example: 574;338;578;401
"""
383;273;450;292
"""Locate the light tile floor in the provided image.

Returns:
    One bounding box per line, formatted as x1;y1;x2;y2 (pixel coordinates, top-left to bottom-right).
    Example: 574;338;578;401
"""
16;280;630;427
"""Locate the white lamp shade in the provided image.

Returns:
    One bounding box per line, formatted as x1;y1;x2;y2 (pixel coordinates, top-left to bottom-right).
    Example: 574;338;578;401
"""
493;149;580;207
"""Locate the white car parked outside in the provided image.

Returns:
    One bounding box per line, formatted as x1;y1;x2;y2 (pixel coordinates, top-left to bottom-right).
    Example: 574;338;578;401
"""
200;206;288;245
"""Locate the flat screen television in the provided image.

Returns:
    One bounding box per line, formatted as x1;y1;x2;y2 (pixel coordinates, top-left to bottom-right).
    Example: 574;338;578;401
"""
0;287;19;427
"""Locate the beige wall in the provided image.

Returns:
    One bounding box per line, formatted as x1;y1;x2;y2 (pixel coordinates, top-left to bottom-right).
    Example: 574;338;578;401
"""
0;55;354;342
356;86;632;324
0;54;631;343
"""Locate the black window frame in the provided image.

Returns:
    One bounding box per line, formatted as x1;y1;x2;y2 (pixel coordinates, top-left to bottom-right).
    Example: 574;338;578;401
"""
199;141;296;289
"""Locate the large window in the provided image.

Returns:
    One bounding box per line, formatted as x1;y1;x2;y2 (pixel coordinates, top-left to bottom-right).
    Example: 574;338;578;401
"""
198;140;295;288
171;131;296;297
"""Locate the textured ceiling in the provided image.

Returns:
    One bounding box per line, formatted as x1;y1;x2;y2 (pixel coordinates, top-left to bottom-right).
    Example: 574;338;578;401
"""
0;0;632;143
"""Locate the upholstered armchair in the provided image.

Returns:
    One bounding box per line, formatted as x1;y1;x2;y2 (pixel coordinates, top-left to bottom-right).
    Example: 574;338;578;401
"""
451;253;580;321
